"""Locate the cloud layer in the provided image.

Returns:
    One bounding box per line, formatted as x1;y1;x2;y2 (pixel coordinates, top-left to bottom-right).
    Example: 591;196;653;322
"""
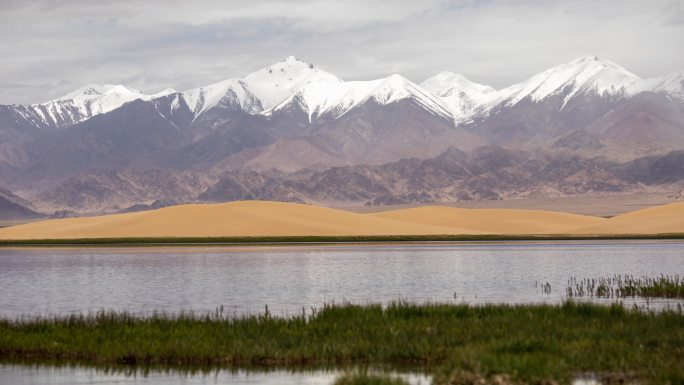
1;0;682;104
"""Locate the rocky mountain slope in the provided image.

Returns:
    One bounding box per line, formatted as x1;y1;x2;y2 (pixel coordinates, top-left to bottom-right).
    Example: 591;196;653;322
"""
24;147;684;214
0;187;42;220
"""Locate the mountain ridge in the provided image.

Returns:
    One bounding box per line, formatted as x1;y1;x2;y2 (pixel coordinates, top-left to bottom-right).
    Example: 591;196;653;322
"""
1;55;683;216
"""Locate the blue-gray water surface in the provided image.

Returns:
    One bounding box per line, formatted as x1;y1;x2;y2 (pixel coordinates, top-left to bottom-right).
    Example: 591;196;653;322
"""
1;241;682;318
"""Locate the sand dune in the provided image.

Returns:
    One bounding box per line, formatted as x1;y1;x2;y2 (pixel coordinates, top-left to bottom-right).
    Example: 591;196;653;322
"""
0;200;682;240
0;201;481;240
571;202;684;234
370;206;605;234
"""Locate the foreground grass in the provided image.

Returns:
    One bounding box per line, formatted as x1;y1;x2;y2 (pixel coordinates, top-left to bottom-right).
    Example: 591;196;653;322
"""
0;233;683;246
1;302;683;384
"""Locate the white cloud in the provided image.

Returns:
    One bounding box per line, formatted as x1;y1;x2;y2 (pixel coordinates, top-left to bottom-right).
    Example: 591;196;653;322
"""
0;0;682;104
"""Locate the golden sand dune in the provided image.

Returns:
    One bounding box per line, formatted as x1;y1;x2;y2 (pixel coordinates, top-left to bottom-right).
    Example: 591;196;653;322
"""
370;206;605;234
0;200;682;240
571;202;684;234
0;201;481;240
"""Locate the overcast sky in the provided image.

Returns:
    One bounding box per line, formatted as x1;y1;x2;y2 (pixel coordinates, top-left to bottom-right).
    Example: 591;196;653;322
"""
1;0;682;104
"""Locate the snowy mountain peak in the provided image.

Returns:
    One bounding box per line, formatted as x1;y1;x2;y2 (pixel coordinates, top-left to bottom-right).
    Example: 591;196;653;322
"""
56;84;142;101
420;72;496;120
14;84;158;129
489;55;642;108
244;57;341;110
151;88;178;98
421;71;495;96
281;55;304;63
268;73;453;122
574;54;601;63
370;74;413;103
182;78;261;117
568;55;637;75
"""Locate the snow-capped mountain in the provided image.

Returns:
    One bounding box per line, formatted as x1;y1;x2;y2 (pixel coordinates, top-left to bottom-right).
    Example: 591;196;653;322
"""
243;56;341;110
1;55;684;214
53;84;175;115
182;79;262;116
420;71;496;120
170;56;342;123
9;84;176;131
459;55;684;148
267;73;453;123
482;55;641;111
173;57;454;125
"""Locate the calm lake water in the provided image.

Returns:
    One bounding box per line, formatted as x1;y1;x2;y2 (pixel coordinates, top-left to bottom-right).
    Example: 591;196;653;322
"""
1;241;683;318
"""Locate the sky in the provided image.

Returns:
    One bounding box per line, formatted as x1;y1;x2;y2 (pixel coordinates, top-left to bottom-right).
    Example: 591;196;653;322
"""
1;0;683;104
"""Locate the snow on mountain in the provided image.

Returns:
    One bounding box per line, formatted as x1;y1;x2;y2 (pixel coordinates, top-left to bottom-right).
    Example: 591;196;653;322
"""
486;56;641;110
421;71;495;96
150;88;178;98
357;74;453;119
268;73;453;122
15;84;178;129
243;56;342;110
175;56;340;121
50;84;175;115
181;79;261;117
9;55;682;134
639;70;684;102
420;71;496;119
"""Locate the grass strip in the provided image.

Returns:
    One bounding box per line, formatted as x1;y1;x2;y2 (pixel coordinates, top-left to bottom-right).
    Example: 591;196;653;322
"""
1;302;682;384
0;233;683;247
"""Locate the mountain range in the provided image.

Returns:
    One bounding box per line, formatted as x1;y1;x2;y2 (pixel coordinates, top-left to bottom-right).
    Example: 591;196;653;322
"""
1;55;683;217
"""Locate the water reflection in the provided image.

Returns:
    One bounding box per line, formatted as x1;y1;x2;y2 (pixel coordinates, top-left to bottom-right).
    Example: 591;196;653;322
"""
0;363;431;385
0;241;682;318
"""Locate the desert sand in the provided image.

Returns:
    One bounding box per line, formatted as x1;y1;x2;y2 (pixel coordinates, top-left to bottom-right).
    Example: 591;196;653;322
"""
572;202;684;234
0;200;682;240
0;201;480;239
370;206;606;234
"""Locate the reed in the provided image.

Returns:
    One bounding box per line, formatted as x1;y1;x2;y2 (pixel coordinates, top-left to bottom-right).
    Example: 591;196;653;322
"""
566;274;684;298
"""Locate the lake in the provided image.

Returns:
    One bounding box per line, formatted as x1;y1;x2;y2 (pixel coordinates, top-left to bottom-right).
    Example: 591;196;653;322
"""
1;241;683;318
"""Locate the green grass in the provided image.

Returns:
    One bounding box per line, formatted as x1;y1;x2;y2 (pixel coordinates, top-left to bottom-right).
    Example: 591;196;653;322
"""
1;302;683;384
0;233;683;247
333;372;411;385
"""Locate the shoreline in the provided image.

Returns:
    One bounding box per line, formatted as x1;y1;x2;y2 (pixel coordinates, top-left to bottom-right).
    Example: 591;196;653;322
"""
0;233;684;247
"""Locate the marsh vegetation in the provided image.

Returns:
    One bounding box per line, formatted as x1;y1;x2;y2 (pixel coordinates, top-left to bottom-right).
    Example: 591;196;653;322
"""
1;302;683;384
566;275;684;299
